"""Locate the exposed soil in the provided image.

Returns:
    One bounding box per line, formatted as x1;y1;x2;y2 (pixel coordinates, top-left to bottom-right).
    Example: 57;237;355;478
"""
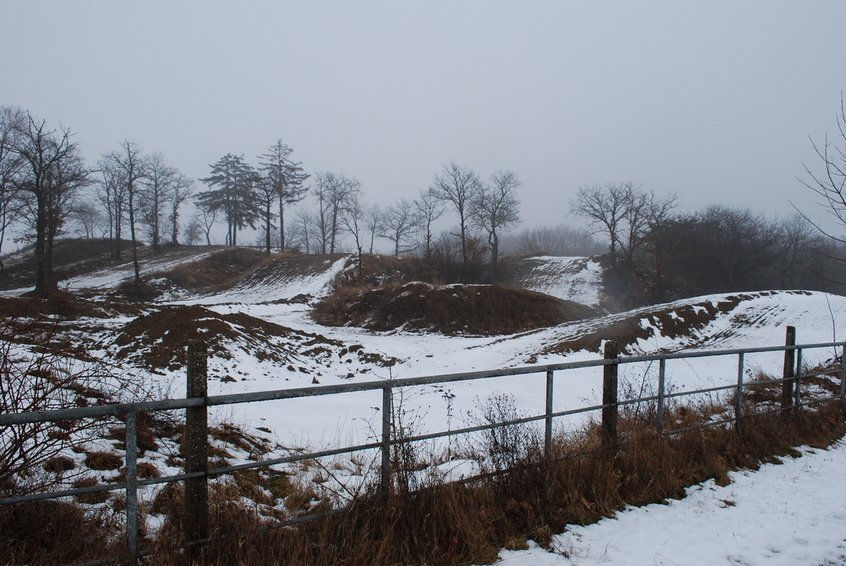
538;295;750;357
0;239;142;291
160;247;271;292
110;305;399;372
312;282;598;336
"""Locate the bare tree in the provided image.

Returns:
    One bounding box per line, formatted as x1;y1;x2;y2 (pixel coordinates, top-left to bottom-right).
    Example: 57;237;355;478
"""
168;172;193;245
67;197;104;238
431;161;482;264
504;225;605;257
258;140;309;251
570;182;676;265
291;208;314;253
471;170;521;265
182;216;203;245
12;112;90;295
95;155;128;259
364;204;382;254
340;192;366;276
313;172;360;253
0;107;27;272
414;188;444;260
102;141;147;283
140;152;192;250
798;94;846;243
380;198;421;256
569;183;631;264
195;205;218;246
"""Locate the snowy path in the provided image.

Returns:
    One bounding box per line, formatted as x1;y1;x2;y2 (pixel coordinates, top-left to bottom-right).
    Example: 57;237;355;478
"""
494;441;846;566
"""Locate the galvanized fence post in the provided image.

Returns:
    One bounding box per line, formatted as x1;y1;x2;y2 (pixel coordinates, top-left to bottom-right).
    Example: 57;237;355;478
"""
794;347;803;410
656;358;666;433
381;383;393;497
781;326;796;413
735;352;745;431
545;369;554;457
840;345;846;412
185;340;209;550
602;341;619;451
125;409;139;564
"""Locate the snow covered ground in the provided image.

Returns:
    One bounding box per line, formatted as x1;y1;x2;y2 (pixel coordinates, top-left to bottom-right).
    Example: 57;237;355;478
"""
494;441;846;566
510;256;604;309
5;250;846;561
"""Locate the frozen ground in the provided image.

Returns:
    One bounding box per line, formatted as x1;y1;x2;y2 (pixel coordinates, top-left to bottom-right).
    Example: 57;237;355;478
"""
494;441;846;566
16;252;844;457
5;250;846;560
509;256;604;308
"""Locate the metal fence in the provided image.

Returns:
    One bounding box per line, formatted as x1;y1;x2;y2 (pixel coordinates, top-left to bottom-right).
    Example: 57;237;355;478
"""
1;328;844;564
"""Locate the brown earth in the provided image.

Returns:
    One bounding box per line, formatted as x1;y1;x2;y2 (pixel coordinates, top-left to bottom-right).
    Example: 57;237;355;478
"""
312;282;598;336
161;247;272;292
536;294;762;358
110;304;399;372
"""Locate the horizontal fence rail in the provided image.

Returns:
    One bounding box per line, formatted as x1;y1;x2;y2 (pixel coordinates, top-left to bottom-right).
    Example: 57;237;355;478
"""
1;329;845;564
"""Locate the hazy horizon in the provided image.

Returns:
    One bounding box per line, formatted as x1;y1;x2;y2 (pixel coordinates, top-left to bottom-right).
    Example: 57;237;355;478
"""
3;1;846;241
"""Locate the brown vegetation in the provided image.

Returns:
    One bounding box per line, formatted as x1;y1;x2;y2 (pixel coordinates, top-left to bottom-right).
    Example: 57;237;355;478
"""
149;404;843;566
163;247;271;292
313;282;598;336
110;304;399;371
2;380;843;566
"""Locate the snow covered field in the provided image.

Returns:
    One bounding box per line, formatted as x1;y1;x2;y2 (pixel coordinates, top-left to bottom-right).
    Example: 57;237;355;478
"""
494;441;846;566
5;251;846;562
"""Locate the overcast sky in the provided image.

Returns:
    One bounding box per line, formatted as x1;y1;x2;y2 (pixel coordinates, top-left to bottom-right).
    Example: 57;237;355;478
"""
3;1;846;239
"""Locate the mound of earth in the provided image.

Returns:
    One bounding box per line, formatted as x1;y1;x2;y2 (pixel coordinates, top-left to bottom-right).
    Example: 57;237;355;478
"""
0;239;135;291
160;247;271;292
109;305;399;372
535;295;746;359
312;282;598;335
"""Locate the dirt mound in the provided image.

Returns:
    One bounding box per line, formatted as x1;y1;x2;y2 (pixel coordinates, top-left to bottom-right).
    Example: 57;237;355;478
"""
0;239;129;290
312;282;598;336
110;305;399;372
162;248;271;292
536;295;748;358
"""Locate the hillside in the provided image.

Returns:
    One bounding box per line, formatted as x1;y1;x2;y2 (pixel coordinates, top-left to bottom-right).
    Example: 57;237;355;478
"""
3;241;846;564
1;242;842;427
1;242;843;452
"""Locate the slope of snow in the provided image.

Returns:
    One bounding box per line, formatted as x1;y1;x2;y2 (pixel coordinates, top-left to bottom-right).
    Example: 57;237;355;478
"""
512;256;604;308
64;249;222;291
494;442;846;566
141;290;846;458
186;255;349;305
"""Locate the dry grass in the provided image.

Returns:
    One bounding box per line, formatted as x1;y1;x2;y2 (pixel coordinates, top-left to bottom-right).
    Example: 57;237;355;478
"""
313;282;598;335
2;365;844;566
0;500;124;566
132;403;846;566
164;247;276;292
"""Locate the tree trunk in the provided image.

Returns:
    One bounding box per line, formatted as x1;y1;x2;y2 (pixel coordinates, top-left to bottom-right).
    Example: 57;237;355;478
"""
265;202;272;255
128;194;141;284
34;196;47;296
278;196;286;251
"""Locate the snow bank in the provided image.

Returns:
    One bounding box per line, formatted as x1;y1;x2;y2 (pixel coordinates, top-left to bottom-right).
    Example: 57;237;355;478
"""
495;442;846;566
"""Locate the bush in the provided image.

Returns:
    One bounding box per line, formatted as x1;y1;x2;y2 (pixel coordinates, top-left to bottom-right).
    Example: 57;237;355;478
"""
0;296;125;497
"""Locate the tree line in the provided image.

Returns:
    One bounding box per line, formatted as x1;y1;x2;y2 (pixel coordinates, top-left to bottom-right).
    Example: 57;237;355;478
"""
2;101;845;300
569;182;846;309
0;107;526;294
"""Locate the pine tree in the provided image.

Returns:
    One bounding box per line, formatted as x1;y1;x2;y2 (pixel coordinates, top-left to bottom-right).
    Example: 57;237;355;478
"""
257;140;309;251
197;154;260;246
